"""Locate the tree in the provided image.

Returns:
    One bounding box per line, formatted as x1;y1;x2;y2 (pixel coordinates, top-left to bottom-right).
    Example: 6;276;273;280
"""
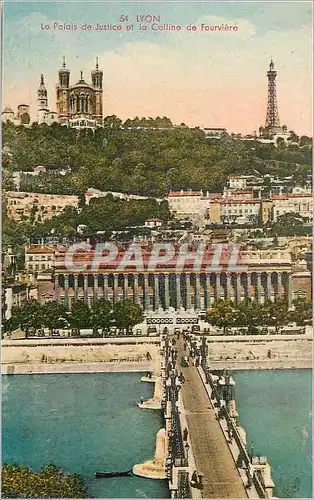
2;463;87;498
41;301;68;333
90;299;112;334
206;300;236;333
112;299;144;333
68;300;91;332
10;299;43;337
262;299;289;332
289;298;312;325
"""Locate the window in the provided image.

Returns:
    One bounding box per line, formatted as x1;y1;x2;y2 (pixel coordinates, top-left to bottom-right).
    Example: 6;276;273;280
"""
28;256;33;261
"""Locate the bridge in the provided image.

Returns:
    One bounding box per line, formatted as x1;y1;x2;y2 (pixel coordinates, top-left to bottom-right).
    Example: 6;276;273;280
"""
134;331;275;499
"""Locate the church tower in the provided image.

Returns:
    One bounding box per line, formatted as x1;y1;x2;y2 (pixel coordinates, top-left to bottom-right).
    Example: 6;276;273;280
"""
91;57;103;124
37;74;48;110
56;57;70;124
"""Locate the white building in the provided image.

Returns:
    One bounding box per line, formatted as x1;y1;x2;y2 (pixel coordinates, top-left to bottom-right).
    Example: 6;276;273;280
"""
25;245;56;273
272;194;313;221
168;190;219;219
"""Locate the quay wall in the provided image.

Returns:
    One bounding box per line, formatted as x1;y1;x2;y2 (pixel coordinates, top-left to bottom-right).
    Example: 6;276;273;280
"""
1;339;160;374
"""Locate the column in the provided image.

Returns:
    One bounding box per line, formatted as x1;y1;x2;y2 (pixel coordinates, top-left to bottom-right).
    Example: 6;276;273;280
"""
84;275;88;303
144;274;150;310
265;272;272;301
195;274;201;310
93;274;98;302
205;274;211;309
226;273;232;300
176;274;181;310
286;274;293;306
164;274;170;310
123;274;129;300
54;274;60;303
74;274;79;302
154;274;160;310
103;274;109;301
246;273;251;300
277;272;282;299
256;272;262;303
64;274;69;309
185;274;191;310
133;274;139;304
113;274;119;302
215;274;221;301
235;274;241;303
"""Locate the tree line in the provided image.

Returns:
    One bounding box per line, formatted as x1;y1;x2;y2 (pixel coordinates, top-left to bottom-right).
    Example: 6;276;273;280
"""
4;298;144;337
206;297;312;333
3;120;312;199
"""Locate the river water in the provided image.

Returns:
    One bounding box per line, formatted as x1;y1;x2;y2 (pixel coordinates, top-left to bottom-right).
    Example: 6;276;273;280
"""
2;373;169;498
234;369;312;498
2;370;312;498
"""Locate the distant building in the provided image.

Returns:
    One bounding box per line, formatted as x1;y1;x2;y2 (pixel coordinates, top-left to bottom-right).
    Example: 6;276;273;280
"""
6;191;79;222
271;194;312;221
2;104;31;126
168;190;219;219
56;57;103;128
144;219;162;228
25;245;56;273
203;127;227;139
37;74;59;125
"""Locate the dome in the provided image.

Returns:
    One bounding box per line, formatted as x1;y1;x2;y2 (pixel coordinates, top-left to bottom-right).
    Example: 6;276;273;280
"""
3;106;14;113
70;82;93;90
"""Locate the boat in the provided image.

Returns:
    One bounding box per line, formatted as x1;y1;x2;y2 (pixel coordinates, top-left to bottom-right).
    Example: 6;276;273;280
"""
95;470;133;478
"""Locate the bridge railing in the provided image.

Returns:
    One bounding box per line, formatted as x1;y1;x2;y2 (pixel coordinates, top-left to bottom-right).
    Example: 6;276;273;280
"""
200;346;267;498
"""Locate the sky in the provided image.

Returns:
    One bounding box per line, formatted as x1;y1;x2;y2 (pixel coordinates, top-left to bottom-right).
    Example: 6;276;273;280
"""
2;1;313;135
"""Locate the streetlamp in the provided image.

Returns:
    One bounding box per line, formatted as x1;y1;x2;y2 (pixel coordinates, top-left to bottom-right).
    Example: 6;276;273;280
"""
185;442;190;465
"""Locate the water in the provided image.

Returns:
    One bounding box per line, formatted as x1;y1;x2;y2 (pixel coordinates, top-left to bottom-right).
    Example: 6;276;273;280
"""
2;373;169;498
3;370;312;498
234;369;312;498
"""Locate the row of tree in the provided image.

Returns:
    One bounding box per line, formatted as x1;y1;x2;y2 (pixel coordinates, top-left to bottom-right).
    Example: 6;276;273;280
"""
5;299;144;337
206;298;312;333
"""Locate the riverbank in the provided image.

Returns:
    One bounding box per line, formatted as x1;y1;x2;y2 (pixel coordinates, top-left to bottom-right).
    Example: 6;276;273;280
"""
207;337;312;371
1;361;153;375
209;359;313;370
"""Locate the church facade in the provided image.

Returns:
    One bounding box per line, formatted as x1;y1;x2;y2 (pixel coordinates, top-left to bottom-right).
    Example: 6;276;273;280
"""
56;57;103;128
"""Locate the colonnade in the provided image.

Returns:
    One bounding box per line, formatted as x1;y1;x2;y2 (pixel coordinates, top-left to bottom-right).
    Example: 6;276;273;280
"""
54;271;293;310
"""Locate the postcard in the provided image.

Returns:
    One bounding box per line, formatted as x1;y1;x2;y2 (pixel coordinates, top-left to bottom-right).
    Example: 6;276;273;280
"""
1;1;312;499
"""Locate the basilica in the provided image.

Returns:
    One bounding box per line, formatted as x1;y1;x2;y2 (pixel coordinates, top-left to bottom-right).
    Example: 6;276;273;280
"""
21;58;104;129
56;57;103;129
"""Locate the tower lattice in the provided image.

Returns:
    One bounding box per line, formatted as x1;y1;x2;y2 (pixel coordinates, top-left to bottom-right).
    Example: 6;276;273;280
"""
265;59;281;132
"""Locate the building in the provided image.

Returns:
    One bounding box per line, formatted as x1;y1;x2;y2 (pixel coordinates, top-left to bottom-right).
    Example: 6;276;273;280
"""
145;219;162;228
37;74;59;125
5;191;79;222
56;57;103;128
25;245;56;273
272;194;312;221
168;190;219;219
3;279;37;320
203;127;227;139
2;104;31;126
208;198;272;225
52;245;311;311
85;187;164;205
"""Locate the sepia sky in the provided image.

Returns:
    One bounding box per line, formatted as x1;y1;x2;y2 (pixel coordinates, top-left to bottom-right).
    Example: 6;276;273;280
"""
2;1;313;135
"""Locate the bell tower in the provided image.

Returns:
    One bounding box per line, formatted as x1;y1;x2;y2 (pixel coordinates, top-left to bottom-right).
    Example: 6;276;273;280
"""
37;74;48;110
56;57;70;124
91;57;103;124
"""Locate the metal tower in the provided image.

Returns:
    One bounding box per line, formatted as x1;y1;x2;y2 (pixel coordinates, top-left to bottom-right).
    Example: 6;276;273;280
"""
264;59;281;134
